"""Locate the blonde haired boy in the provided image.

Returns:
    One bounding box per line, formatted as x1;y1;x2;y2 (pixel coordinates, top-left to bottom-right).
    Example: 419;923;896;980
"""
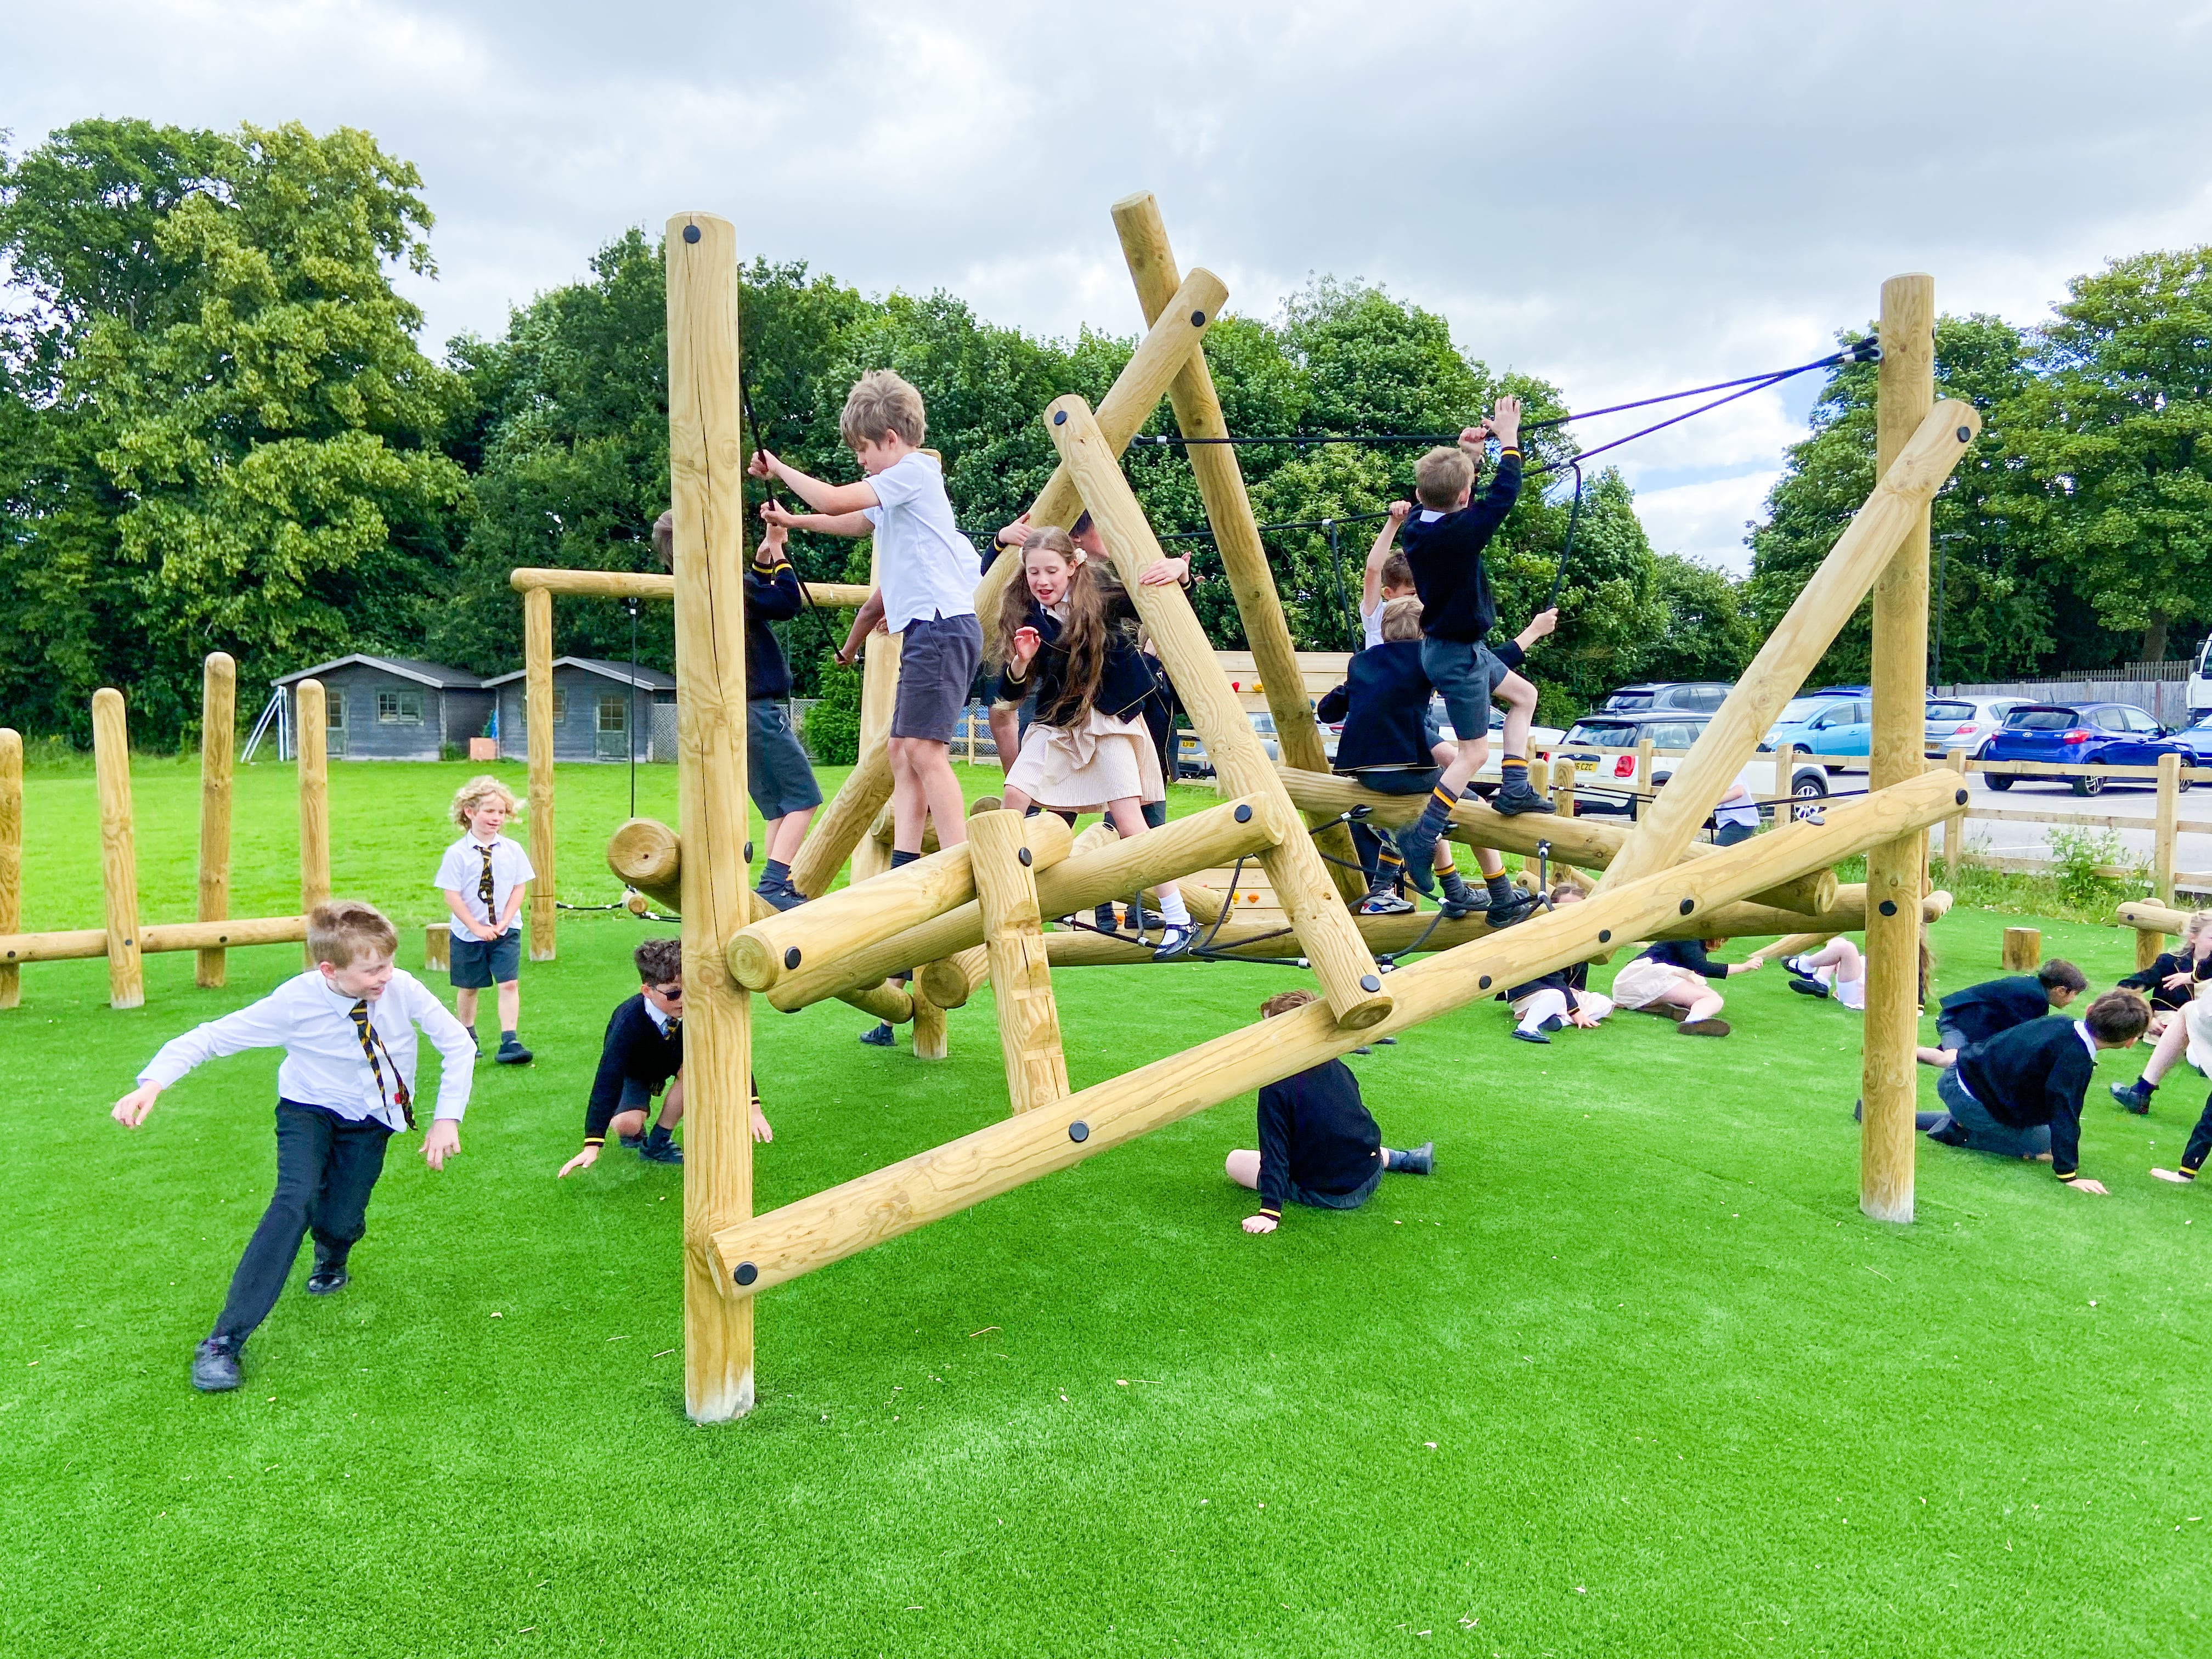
436;774;534;1064
111;901;476;1392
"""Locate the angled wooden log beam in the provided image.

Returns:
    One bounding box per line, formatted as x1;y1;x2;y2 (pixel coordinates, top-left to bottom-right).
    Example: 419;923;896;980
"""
709;768;1966;1297
665;208;754;1422
509;568;871;608
1592;394;1980;903
731;811;1073;994
1113;193;1367;905
766;793;1285;1012
969;809;1071;1113
795;266;1235;894
1047;394;1391;1030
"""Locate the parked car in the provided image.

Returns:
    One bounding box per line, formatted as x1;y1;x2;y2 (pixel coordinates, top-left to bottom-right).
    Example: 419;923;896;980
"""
1762;693;1874;764
2169;710;2212;764
1977;702;2193;795
1596;681;1731;715
1548;711;1831;817
1923;695;2024;759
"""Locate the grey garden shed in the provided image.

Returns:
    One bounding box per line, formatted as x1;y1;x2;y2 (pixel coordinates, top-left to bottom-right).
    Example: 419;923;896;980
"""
272;657;493;761
484;658;677;763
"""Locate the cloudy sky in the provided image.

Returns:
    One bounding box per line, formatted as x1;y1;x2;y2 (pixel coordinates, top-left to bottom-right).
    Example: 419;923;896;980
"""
12;1;2211;569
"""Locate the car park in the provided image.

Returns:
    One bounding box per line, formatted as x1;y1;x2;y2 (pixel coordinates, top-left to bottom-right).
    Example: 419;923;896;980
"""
1597;681;1731;715
1976;701;2193;795
1549;711;1831;817
1762;693;1874;764
1923;695;2023;759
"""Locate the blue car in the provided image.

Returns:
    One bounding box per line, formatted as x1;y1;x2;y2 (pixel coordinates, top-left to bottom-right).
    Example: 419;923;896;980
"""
1762;693;1874;764
1978;702;2192;796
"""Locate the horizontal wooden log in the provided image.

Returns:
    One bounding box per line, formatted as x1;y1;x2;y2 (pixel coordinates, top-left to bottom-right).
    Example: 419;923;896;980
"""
2119;899;2194;933
0;913;307;964
766;794;1288;1012
916;945;991;1011
709;768;1967;1296
509;567;871;608
731;812;1073;993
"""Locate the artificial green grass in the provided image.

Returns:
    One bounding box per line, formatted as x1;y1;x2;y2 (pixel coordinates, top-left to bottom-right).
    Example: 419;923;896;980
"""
2;759;2206;1656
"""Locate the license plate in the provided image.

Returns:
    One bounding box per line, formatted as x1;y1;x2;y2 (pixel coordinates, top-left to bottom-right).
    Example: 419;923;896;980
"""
1575;759;1597;772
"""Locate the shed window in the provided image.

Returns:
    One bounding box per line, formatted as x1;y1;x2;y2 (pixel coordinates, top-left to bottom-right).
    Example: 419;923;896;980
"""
597;694;628;733
377;690;424;725
552;689;567;725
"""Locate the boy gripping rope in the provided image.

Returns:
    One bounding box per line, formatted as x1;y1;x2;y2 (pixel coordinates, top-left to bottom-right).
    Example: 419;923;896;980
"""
111;901;475;1392
436;775;534;1064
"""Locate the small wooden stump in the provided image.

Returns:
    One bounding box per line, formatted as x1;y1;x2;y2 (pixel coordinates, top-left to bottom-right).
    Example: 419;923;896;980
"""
425;924;450;972
2001;926;2041;970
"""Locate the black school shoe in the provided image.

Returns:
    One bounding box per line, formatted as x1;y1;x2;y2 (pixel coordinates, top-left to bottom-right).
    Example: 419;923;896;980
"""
1510;1027;1550;1045
191;1339;242;1392
306;1256;349;1295
1491;779;1556;816
755;878;805;913
639;1133;684;1166
859;1023;896;1047
1788;977;1830;1000
618;1131;645;1149
495;1035;534;1065
2111;1080;2153;1115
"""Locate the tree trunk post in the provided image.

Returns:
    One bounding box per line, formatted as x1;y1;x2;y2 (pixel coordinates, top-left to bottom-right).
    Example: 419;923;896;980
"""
93;689;144;1009
968;808;1073;1113
295;679;330;968
523;584;557;961
196;652;236;989
2155;751;2180;908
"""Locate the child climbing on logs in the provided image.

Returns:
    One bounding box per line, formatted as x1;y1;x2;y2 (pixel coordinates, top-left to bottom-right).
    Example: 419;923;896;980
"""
1915;960;2086;1070
1393;394;1558;885
1610;936;1764;1037
1781;936;1867;1010
988;527;1198;959
557;936;770;1176
1358;502;1414;648
2117;910;2212;1033
1502;885;1613;1042
1316;595;1545;922
1225;989;1434;1231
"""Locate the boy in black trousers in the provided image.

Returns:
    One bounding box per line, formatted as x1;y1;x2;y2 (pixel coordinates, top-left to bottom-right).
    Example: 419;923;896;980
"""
1927;988;2149;1192
1916;959;2086;1068
557;938;771;1176
1224;990;1434;1232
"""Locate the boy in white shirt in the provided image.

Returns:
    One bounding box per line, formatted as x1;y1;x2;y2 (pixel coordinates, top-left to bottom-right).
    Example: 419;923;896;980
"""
435;775;535;1064
111;901;476;1392
754;370;980;867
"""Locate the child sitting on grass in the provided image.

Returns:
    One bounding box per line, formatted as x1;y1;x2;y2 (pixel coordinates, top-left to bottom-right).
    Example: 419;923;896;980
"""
1502;885;1614;1042
1782;936;1867;1010
558;937;771;1176
435;775;534;1064
110;901;474;1392
1609;936;1765;1036
1224;989;1434;1232
1915;960;2086;1070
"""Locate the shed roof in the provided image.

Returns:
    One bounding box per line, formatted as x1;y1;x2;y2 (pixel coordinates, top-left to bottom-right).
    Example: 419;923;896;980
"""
480;657;677;691
272;655;484;690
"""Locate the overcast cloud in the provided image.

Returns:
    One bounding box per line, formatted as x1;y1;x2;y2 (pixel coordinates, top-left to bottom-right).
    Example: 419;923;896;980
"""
10;1;2212;569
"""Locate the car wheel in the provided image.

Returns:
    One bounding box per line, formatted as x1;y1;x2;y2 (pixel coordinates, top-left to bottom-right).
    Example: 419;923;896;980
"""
2072;774;2103;797
1986;774;2013;792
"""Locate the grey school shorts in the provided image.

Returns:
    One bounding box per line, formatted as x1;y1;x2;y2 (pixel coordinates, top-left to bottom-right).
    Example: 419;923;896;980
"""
1419;637;1514;751
747;699;822;821
1289;1158;1386;1210
892;613;984;743
449;927;522;989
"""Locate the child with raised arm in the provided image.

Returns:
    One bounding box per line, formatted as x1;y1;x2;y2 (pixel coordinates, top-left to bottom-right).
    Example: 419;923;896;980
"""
1226;990;1434;1231
1609;936;1764;1037
557;936;771;1176
988;527;1199;958
1358;501;1414;647
110;901;474;1392
1392;394;1558;885
435;775;534;1064
754;370;979;867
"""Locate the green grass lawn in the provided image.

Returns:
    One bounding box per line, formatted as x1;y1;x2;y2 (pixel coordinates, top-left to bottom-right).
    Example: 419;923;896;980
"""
2;757;2206;1656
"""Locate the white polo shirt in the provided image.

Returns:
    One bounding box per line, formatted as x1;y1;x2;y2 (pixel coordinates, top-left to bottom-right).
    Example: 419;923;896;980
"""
862;451;979;630
436;832;536;938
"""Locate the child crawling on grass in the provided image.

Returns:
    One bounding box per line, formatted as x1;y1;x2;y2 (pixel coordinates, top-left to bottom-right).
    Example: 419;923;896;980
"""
1225;990;1434;1232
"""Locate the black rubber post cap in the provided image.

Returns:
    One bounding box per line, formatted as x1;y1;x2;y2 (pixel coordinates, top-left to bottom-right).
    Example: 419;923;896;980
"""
1360;973;1381;992
1679;898;1695;915
682;224;701;244
1052;409;1067;425
784;947;802;969
1598;929;1612;943
1956;426;1972;442
1018;846;1032;867
1479;974;1492;989
1880;900;1899;916
1956;788;1970;805
1068;1121;1090;1143
744;840;754;863
734;1261;757;1285
1190;309;1206;326
1233;804;1252;822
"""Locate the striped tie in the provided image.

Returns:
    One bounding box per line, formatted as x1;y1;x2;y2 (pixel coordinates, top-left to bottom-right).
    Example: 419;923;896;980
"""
477;844;496;922
348;1000;415;1128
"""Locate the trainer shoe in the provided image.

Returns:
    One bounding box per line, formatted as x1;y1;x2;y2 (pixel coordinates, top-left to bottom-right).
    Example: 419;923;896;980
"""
1511;1027;1551;1045
755;878;805;913
1788;977;1830;1000
1437;894;1476;921
1093;902;1120;933
495;1035;534;1065
639;1134;684;1166
1393;824;1443;893
1359;890;1415;916
1485;891;1542;929
1153;923;1199;961
1925;1115;1969;1147
1677;1018;1731;1037
1491;779;1556;816
859;1023;896;1047
2111;1080;2153;1115
618;1131;645;1149
191;1339;242;1393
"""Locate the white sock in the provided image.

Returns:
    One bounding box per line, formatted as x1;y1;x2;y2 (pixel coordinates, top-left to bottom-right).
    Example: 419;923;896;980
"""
1156;889;1191;927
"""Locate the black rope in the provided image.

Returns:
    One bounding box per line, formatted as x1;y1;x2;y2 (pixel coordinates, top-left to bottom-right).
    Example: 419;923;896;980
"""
738;352;845;669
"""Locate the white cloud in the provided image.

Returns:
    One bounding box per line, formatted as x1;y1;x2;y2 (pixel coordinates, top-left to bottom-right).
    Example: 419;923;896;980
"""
1632;473;1781;575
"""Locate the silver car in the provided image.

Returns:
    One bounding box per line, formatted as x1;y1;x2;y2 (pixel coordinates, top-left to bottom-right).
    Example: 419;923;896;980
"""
1924;696;2023;759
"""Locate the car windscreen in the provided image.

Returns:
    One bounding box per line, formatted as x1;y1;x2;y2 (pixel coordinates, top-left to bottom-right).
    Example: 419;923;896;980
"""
1926;701;1977;723
1775;697;1830;725
1602;693;1654;712
2005;708;2078;731
1565;722;1639;748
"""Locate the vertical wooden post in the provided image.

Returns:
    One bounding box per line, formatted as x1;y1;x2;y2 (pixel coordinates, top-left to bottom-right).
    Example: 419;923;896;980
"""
1773;743;1797;827
968;809;1072;1113
296;679;330;966
425;923;450;973
92;689;143;1009
524;584;558;961
2002;926;2041;971
667;209;754;1423
1111;193;1369;906
0;728;20;1010
2137;923;2168;972
195;652;236;989
1861;272;1935;1226
2155;751;2180;908
1634;739;1655;811
1548;755;1576;818
1943;748;1971;869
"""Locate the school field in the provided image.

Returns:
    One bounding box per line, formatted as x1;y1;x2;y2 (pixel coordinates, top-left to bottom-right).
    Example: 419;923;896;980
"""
1;755;2204;1657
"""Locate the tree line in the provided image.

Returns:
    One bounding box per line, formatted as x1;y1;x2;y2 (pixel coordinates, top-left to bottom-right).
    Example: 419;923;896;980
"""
4;118;2208;749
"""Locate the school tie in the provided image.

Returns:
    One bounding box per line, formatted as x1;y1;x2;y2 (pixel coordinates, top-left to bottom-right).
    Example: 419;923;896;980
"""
348;1000;416;1129
477;844;496;922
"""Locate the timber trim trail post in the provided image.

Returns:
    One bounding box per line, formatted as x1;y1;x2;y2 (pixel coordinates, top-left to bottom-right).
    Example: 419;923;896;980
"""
524;584;557;961
196;652;235;989
1111;192;1368;906
666;208;755;1423
1944;747;1971;869
1046;394;1392;1030
968;809;1071;1113
295;679;330;969
0;728;20;1009
2155;752;2180;908
92;689;144;1009
1862;271;1937;1226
